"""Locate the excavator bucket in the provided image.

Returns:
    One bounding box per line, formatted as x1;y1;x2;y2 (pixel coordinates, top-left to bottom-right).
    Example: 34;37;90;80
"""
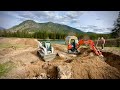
37;50;56;61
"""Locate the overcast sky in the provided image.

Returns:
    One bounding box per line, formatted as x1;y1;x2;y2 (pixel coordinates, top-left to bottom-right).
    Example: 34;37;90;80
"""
0;11;119;33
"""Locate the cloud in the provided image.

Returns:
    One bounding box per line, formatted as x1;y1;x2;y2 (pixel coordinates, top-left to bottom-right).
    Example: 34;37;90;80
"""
0;11;25;28
96;18;101;20
0;11;119;33
78;25;112;33
65;11;83;19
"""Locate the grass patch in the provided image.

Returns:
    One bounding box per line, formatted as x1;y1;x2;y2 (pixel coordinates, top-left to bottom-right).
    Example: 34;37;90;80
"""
105;46;120;50
0;61;14;77
0;43;28;49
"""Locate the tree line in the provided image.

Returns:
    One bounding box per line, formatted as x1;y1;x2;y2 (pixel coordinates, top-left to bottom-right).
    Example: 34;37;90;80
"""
76;33;111;40
0;29;112;40
0;30;67;39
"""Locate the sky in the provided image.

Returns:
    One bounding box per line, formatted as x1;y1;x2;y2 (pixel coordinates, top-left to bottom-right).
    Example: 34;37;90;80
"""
0;11;119;34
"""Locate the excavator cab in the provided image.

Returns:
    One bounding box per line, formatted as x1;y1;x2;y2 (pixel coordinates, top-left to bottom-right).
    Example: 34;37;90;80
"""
37;41;56;61
67;37;78;53
42;42;52;53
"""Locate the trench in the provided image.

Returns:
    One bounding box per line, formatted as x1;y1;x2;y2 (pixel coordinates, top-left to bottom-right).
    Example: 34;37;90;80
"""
102;51;120;72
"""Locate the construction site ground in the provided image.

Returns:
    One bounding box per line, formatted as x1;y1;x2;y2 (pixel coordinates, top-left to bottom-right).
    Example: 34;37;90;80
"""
0;37;120;79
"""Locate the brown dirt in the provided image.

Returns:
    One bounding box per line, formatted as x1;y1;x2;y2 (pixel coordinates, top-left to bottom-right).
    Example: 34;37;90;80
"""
53;44;67;52
102;52;120;73
71;56;120;79
0;38;120;79
102;47;120;56
0;48;14;55
0;37;38;47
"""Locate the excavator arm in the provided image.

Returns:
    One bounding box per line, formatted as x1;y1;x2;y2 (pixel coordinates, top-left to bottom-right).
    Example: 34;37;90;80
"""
77;39;102;56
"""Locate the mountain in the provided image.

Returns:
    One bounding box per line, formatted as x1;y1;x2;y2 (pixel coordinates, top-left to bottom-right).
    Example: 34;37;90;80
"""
8;20;84;34
86;32;96;34
0;27;5;30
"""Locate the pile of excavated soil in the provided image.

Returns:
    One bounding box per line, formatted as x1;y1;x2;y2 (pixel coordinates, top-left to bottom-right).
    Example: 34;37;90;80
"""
53;44;67;52
0;37;38;47
70;56;120;79
0;48;14;56
25;48;120;79
8;63;46;79
69;48;120;79
52;48;120;79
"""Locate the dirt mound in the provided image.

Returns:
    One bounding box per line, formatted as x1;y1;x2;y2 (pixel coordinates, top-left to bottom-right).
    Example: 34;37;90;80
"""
0;48;14;56
70;55;120;79
25;48;120;79
0;38;38;47
53;44;67;52
3;61;46;79
57;64;72;79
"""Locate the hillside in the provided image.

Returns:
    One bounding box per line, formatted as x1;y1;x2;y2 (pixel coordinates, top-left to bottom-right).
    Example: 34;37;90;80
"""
8;20;84;34
0;27;5;30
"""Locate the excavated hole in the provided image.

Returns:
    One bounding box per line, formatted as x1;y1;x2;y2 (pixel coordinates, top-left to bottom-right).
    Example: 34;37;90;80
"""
102;52;120;72
65;59;73;63
31;50;38;56
42;62;58;79
46;66;58;79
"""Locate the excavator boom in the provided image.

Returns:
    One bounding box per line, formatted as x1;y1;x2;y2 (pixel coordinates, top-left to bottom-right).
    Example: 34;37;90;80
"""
77;39;102;56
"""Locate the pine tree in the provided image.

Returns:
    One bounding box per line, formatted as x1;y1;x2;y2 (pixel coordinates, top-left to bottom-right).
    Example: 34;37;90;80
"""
111;12;120;38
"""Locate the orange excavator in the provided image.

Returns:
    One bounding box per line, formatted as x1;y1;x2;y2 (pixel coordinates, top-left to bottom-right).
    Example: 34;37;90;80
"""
76;39;102;56
68;39;103;56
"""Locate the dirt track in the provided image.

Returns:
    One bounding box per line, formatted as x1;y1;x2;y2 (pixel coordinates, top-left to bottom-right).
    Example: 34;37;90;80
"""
0;38;120;79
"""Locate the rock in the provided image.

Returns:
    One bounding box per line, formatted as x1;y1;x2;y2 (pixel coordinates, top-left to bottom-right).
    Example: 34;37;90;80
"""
58;53;66;59
11;46;16;50
89;52;94;57
37;73;47;79
70;55;77;57
26;73;47;79
42;62;50;69
57;64;72;79
32;77;37;79
65;59;73;63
